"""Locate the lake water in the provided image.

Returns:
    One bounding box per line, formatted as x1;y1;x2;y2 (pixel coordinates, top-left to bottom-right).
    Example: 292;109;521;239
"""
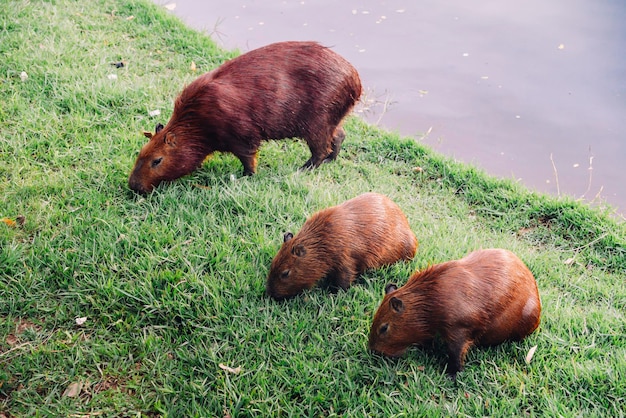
155;0;625;216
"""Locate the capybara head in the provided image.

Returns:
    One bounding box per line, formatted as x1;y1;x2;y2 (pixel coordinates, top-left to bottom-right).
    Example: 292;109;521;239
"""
368;249;541;379
266;232;323;301
368;283;421;358
128;123;206;194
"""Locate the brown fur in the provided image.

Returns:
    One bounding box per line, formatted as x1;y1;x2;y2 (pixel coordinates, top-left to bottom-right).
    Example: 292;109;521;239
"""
128;41;362;194
267;193;418;300
368;249;541;379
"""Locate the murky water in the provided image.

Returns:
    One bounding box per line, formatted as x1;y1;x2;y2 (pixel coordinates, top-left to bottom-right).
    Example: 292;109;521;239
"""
155;0;625;216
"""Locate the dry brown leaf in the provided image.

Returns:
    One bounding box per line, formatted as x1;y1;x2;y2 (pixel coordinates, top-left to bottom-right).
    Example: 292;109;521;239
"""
219;363;242;374
525;345;537;364
564;257;575;265
63;381;83;398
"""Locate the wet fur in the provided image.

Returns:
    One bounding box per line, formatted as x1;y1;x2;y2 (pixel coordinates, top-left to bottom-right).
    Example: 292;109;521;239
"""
128;41;362;194
368;249;541;379
267;193;418;300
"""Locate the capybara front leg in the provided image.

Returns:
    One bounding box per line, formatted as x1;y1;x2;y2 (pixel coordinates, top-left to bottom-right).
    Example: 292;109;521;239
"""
333;265;357;291
238;153;258;176
301;134;332;170
445;335;473;380
323;126;346;163
300;154;325;171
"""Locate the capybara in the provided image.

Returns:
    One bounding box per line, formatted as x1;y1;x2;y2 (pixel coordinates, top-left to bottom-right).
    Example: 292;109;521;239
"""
368;248;541;379
267;193;418;300
128;41;362;194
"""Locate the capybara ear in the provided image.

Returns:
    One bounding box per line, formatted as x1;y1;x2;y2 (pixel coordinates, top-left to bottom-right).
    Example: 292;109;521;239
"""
390;296;404;313
164;132;176;147
283;232;294;243
292;244;306;257
143;131;153;139
155;123;164;133
385;283;398;294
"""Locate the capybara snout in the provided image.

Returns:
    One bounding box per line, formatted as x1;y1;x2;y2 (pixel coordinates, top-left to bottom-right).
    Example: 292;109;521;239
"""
128;41;362;194
267;193;418;300
368;249;541;379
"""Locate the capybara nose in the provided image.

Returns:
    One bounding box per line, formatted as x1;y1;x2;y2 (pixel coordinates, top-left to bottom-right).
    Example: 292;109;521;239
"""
128;177;149;195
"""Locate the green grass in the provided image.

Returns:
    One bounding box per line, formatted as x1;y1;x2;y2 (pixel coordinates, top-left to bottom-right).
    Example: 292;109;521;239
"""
1;0;625;416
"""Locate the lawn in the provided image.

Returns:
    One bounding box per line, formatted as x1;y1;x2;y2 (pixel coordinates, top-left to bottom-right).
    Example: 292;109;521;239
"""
1;0;624;416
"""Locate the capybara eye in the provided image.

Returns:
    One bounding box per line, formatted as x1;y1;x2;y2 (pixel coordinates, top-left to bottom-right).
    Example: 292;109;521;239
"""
379;323;389;335
280;270;290;279
151;157;163;168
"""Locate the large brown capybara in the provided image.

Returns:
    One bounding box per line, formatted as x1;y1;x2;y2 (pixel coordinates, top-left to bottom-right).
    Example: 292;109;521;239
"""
128;41;362;194
368;248;541;379
267;192;418;301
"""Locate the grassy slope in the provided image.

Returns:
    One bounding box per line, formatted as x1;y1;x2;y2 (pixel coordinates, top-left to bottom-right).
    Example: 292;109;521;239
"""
1;0;624;416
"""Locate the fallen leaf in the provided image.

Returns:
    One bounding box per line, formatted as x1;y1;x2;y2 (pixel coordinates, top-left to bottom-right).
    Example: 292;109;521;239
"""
75;317;87;326
148;109;161;117
20;71;28;81
1;218;16;227
190;61;197;72
525;345;537;364
564;257;575;265
219;363;242;374
63;381;83;398
126;15;134;20
6;334;17;346
107;74;118;80
413;166;424;173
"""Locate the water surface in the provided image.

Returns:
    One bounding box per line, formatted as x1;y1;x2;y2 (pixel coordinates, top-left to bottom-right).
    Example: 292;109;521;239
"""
156;0;626;215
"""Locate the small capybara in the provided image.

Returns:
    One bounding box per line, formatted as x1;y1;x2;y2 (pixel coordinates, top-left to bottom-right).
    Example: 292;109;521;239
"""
128;41;362;194
266;192;418;300
368;248;541;379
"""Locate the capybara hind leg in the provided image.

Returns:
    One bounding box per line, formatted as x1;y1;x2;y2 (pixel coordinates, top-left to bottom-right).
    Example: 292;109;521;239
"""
323;126;346;163
237;153;258;176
